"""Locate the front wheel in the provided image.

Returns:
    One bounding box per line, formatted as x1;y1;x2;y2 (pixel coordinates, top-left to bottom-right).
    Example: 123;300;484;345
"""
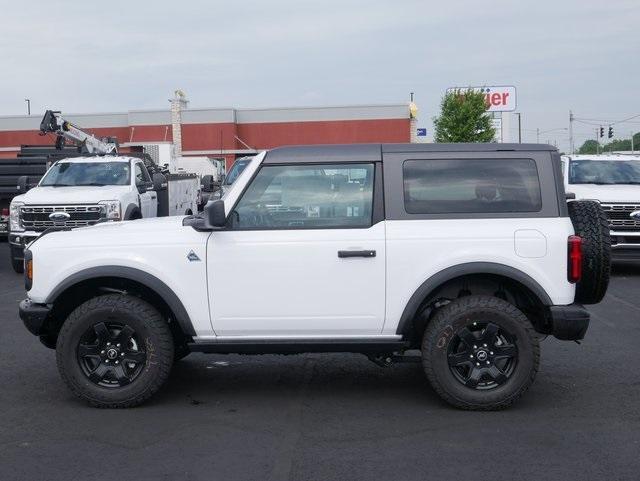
56;294;174;408
422;295;539;410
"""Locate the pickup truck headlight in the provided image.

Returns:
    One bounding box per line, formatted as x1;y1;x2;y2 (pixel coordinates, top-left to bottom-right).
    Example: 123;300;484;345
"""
99;200;121;221
10;201;24;232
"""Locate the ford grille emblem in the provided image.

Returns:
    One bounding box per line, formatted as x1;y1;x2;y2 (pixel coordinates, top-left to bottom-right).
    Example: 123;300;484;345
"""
49;212;71;222
630;210;640;220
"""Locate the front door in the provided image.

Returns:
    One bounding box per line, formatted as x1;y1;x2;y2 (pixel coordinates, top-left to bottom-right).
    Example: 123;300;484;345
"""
207;162;385;337
134;162;157;218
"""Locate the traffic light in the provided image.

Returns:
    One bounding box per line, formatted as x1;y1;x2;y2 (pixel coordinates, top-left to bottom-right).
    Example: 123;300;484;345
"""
608;126;614;139
600;126;604;138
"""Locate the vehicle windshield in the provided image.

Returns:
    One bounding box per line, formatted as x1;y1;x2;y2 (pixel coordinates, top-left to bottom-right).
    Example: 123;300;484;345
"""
569;159;640;185
40;161;131;187
224;158;252;185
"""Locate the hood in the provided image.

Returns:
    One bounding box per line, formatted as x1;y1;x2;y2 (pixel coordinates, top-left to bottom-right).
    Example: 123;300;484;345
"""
566;184;640;204
30;215;195;251
21;185;131;205
76;215;187;234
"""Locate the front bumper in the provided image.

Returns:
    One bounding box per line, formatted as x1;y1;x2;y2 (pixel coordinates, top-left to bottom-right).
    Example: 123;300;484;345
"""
610;231;640;259
19;299;51;336
549;304;590;341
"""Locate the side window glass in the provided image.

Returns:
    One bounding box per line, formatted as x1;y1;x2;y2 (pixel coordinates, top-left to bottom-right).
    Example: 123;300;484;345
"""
232;163;374;229
403;158;542;214
134;163;147;185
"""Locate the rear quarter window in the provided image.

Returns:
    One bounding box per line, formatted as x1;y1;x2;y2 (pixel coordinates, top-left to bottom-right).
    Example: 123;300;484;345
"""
403;158;542;214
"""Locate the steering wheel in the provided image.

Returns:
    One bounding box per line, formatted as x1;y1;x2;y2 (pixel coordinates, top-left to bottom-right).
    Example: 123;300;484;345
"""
245;203;274;228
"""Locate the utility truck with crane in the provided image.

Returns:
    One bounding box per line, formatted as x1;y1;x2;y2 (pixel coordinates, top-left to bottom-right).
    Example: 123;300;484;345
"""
9;110;199;272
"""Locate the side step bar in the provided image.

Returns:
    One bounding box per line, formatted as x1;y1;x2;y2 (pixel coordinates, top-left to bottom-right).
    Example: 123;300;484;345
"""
188;338;409;355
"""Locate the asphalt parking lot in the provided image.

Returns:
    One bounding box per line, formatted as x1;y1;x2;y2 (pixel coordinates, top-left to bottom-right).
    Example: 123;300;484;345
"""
1;243;639;481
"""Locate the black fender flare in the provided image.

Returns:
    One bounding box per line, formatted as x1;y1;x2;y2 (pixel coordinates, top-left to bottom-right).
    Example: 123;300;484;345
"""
396;262;553;336
124;204;141;220
45;266;196;336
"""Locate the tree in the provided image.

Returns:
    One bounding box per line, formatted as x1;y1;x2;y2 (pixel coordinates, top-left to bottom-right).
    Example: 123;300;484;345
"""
433;89;496;143
577;132;640;154
577;139;599;154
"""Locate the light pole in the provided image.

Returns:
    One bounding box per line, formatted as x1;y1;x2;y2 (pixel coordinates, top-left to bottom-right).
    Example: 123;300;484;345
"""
514;113;522;143
24;98;31;116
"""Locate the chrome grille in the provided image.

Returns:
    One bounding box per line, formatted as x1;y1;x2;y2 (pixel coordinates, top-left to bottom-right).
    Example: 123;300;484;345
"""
21;205;104;231
601;203;640;231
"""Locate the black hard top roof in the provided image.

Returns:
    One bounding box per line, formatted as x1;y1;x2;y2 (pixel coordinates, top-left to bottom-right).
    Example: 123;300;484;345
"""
264;143;557;164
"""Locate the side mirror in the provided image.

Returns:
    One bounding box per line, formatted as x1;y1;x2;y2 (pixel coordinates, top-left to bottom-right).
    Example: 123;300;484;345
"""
152;173;167;191
205;199;226;228
17;176;30;192
137;183;147;194
201;175;215;192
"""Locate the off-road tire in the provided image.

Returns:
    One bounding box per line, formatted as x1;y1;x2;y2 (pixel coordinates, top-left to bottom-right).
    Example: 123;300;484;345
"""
568;200;611;304
11;258;23;274
56;294;174;408
422;295;540;411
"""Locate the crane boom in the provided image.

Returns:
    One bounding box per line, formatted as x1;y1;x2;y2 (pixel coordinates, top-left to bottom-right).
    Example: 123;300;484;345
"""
39;110;118;155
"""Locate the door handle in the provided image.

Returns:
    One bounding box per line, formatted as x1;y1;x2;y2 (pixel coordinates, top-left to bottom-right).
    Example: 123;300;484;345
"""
338;250;376;258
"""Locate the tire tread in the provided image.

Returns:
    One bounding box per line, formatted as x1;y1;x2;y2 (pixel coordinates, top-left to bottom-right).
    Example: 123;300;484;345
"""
422;295;540;411
56;294;174;408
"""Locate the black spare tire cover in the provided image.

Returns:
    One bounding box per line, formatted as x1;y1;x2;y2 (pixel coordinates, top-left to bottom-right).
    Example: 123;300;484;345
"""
567;200;611;304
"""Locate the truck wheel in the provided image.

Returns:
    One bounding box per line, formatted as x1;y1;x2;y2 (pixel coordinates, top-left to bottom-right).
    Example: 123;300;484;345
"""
11;258;24;274
568;200;611;304
56;294;174;408
422;295;539;411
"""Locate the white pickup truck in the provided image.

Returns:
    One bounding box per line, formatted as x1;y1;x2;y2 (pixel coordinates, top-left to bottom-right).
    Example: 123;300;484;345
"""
9;155;198;272
561;154;640;259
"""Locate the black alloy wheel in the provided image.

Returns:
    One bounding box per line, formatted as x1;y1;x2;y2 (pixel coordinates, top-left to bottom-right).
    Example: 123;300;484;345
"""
77;322;147;387
56;294;174;408
422;295;539;410
447;322;518;390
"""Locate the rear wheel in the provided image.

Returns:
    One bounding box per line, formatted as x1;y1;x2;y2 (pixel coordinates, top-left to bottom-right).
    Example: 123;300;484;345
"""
56;294;174;408
422;295;539;410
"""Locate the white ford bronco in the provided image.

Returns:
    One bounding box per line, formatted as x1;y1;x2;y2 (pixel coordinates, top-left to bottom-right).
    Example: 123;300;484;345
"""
19;144;610;410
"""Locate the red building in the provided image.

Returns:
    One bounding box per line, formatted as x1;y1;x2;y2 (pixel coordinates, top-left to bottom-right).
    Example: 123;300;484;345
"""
0;104;412;169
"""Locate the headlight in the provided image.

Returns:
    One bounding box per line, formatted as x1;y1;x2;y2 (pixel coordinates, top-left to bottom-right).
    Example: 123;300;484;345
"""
10;201;24;232
99;200;121;221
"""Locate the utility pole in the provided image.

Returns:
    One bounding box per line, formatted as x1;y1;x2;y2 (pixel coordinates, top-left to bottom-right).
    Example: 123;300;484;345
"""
569;110;574;154
24;98;31;116
632;132;635;154
536;128;540;143
515;113;522;143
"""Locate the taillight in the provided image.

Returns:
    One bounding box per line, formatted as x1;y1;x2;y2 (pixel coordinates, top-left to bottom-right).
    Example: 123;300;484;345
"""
568;235;582;283
1;208;8;217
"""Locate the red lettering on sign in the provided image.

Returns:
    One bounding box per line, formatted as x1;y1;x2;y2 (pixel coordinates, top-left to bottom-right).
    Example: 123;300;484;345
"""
491;93;501;105
502;92;509;105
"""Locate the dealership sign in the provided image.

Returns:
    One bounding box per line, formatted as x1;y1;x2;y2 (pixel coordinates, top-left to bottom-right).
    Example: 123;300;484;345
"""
446;85;517;112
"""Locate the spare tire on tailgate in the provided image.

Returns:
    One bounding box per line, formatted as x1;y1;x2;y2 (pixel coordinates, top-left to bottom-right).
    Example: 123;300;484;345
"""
567;200;611;304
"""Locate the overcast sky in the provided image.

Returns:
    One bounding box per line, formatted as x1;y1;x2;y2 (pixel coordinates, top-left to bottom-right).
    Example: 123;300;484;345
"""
1;0;638;150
